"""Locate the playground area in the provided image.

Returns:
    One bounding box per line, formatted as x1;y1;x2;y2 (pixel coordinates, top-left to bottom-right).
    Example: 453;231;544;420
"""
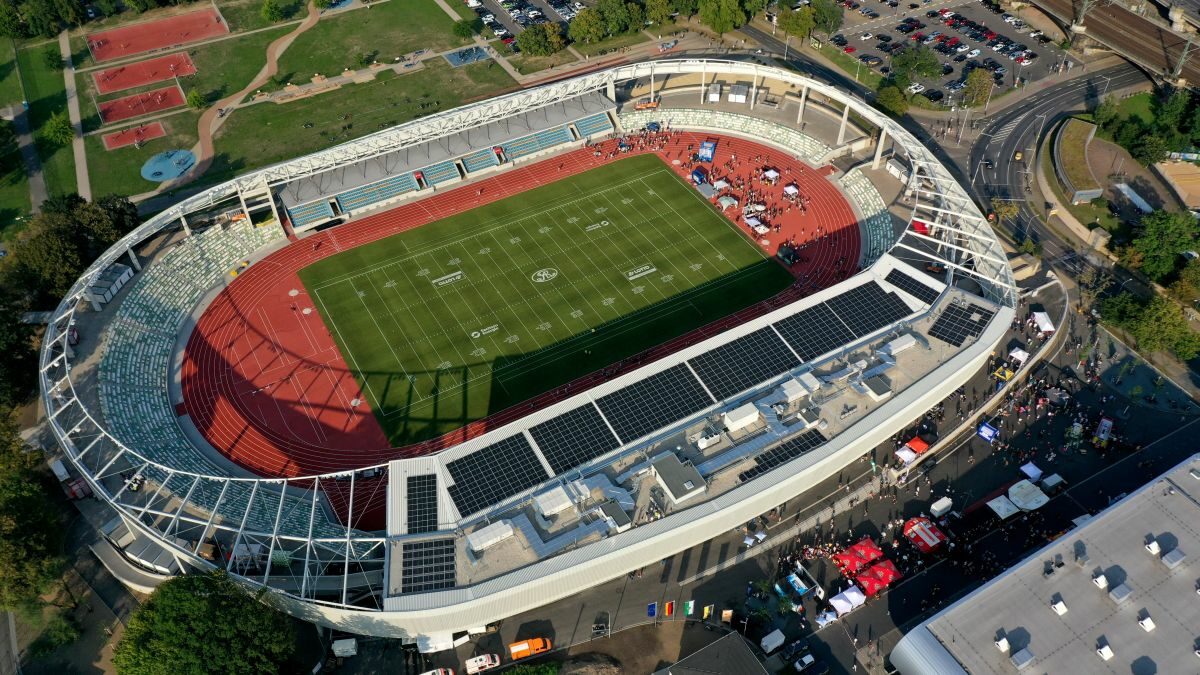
86;7;228;62
98;85;185;124
92;52;197;94
101;122;166;150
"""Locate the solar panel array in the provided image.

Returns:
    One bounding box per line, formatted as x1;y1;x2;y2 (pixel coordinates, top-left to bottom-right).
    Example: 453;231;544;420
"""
738;429;827;482
529;404;621;475
446;435;550;517
406;474;439;534
885;268;940;306
688;327;801;401
928;302;995;347
773;282;912;361
400;538;456;594
596;364;715;443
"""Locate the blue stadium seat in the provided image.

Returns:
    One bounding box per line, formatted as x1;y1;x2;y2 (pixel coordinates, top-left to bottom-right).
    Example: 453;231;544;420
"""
462;149;501;173
502;126;574;161
335;173;418;213
574;112;613;138
286;201;335;228
420;161;462;186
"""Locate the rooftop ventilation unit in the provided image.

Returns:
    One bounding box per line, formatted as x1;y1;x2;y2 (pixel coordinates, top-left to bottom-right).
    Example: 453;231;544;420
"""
1097;644;1114;661
1138;616;1155;632
995;637;1010;653
1161;548;1185;569
1010;647;1035;670
1108;583;1133;604
1146;539;1161;555
1050;600;1068;616
1093;573;1108;589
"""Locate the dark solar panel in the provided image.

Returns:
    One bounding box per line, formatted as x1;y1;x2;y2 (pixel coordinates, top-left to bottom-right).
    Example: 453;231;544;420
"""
738;429;827;482
406;474;438;534
529;404;622;475
400;538;456;593
885;268;940;306
446;435;550;517
595;364;714;443
773;302;856;361
824;282;911;338
928;302;996;347
688;327;801;401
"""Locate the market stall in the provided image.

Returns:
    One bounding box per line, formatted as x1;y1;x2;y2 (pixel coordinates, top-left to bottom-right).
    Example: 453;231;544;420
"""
903;517;948;553
857;560;903;596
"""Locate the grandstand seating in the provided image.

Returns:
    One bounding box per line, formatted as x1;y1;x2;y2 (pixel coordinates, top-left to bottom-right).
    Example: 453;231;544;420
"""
840;169;894;267
502;126;575;161
335;173;418;213
420;160;462;187
94;219;349;539
286;200;335;229
574;112;614;138
618;109;832;165
462;148;500;173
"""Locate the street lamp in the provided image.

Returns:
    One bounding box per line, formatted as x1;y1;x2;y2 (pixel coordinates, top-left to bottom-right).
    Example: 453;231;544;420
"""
1098;74;1112;96
784;33;792;60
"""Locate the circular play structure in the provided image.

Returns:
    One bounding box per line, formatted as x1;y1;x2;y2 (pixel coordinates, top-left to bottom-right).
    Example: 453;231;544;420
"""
140;149;196;181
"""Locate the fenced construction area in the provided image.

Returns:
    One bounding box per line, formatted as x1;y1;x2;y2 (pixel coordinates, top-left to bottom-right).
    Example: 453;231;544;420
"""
298;154;793;444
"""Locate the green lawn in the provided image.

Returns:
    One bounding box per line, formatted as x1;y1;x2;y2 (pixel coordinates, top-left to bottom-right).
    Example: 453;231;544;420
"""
298;154;793;445
509;49;577;76
218;0;307;32
0;119;32;230
573;30;650;57
84;111;200;198
1117;92;1154;126
78;25;291;133
15;45;76;198
273;0;467;80
1040;124;1126;242
0;39;25;106
207;59;514;185
816;44;882;90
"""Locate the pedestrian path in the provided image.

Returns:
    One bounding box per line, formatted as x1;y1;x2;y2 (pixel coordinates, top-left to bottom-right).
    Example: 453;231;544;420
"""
60;30;91;200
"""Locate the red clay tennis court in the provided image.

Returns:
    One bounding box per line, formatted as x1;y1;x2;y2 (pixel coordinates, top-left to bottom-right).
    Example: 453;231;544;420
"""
102;122;166;150
99;85;184;124
93;53;196;95
87;7;227;63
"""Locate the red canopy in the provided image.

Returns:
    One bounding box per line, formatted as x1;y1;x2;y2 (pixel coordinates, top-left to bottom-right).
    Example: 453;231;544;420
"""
905;437;930;454
903;516;948;554
857;560;903;596
911;219;930;235
832;537;884;575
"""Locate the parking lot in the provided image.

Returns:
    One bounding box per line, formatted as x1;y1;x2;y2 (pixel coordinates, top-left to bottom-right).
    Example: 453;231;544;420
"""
828;0;1076;106
470;0;579;52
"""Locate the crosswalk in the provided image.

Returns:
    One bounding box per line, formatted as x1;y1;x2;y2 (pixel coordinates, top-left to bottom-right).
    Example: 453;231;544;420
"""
987;112;1028;146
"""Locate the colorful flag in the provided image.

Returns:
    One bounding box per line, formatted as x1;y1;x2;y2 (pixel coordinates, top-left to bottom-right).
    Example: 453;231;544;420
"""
703;604;714;620
684;600;695;616
647;602;657;618
664;601;674;617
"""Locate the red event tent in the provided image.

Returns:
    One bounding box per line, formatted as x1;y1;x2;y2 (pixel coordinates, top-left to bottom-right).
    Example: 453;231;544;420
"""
903;517;948;554
857;560;903;596
832;537;884;576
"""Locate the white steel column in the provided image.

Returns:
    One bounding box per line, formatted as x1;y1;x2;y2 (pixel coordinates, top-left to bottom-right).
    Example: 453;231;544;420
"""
873;128;888;169
699;62;706;103
837;103;851;145
179;214;191;236
606;79;615;100
796;86;809;126
127;248;141;271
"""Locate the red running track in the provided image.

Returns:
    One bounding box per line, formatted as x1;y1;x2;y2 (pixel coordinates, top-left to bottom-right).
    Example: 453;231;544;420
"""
181;133;861;482
93;52;197;95
102;122;166;150
87;7;228;63
99;85;185;124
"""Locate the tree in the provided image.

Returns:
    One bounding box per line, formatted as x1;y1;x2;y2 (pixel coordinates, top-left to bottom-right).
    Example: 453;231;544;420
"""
568;7;607;43
0;2;26;38
672;0;698;16
1131;134;1168;165
1155;87;1190;133
810;0;842;35
698;0;745;35
626;1;645;30
452;18;477;38
0;293;37;408
596;0;631;33
42;47;63;71
260;0;284;22
516;22;565;56
185;88;205;110
113;572;296;675
990;197;1018;230
1091;95;1119;130
646;0;673;25
891;45;940;81
962;67;993;108
1169;259;1200;303
1076;264;1111;313
777;6;814;39
313;0;333;7
41;110;73;147
0;415;65;613
875;85;909;116
741;0;767;16
1101;292;1200;360
1132;210;1195;281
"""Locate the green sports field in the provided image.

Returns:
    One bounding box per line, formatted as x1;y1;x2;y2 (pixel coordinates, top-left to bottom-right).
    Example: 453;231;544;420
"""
298;154;794;445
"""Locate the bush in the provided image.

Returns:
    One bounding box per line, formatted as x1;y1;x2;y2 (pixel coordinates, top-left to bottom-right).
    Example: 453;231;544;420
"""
28;613;80;657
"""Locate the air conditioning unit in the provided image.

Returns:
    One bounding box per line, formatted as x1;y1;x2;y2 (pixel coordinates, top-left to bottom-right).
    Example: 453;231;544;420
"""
995;637;1010;653
1050;600;1068;615
1097;644;1114;661
1146;539;1161;555
1092;573;1108;589
1139;616;1156;632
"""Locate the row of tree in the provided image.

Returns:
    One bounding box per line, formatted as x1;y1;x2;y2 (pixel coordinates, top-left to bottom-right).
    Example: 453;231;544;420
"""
1091;87;1200;166
0;0;198;39
1101;290;1200;360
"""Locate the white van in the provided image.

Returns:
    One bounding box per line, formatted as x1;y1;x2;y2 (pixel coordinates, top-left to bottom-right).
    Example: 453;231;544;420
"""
760;628;786;654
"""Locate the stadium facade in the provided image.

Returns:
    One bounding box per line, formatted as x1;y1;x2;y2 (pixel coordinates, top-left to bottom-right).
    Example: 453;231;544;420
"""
40;59;1015;649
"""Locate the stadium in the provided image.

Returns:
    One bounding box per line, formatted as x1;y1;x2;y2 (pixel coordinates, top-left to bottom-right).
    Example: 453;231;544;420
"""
39;59;1015;650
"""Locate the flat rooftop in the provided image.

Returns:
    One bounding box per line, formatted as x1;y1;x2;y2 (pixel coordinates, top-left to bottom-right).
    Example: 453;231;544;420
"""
895;454;1200;674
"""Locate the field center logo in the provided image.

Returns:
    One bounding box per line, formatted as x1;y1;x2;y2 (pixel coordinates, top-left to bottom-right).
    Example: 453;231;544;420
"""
531;268;559;283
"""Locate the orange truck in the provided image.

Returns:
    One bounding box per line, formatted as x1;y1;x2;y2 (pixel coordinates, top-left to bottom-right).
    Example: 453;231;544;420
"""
508;638;552;661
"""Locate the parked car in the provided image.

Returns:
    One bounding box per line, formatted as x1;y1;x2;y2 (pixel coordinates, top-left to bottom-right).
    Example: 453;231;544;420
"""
923;89;944;102
907;82;926;93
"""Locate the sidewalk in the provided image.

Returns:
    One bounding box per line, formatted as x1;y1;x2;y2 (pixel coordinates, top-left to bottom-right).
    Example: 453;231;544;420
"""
59;30;91;200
